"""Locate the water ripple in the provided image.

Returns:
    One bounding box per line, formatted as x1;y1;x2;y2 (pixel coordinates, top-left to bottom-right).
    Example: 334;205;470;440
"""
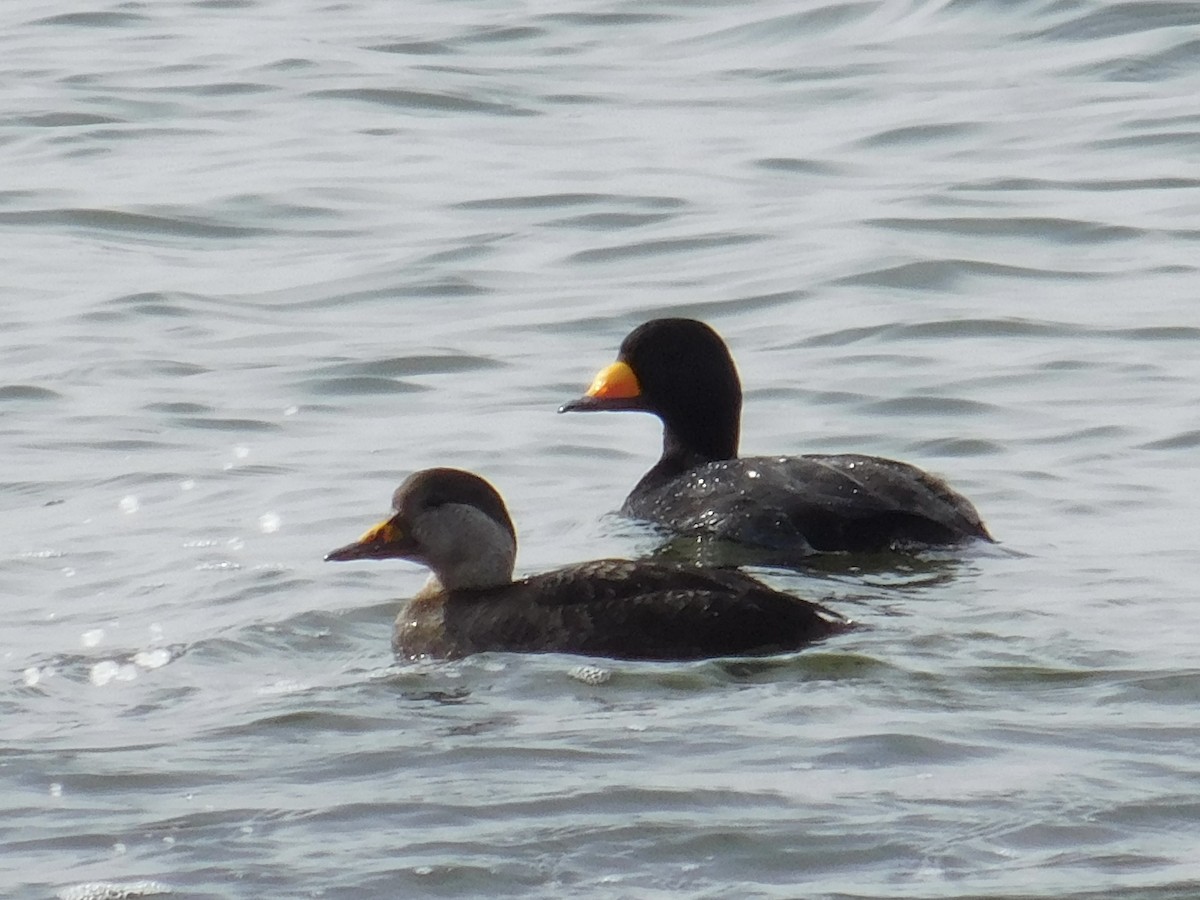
868;216;1144;244
310;87;535;117
5;0;1199;896
566;232;765;264
0;384;62;402
1033;2;1200;42
835;259;1102;290
31;11;149;27
0;208;266;240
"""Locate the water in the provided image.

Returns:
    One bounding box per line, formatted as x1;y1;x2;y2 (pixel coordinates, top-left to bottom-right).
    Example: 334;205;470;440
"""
3;0;1199;896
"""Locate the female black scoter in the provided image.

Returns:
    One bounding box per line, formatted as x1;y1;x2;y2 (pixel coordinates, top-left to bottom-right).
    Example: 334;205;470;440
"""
325;467;847;661
560;318;991;556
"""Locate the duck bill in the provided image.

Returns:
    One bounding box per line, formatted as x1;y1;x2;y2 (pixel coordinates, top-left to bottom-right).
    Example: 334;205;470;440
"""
325;517;414;562
559;360;647;413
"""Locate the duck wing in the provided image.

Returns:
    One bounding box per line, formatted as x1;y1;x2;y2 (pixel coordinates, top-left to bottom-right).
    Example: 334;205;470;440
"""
625;454;991;554
437;560;846;661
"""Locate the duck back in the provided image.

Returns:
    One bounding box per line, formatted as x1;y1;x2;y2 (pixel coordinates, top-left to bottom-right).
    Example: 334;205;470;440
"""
394;559;846;661
624;453;991;555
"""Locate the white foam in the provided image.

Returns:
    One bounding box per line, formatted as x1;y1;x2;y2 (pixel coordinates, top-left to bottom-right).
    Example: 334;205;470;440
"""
89;661;119;686
133;649;171;670
58;881;172;900
569;664;612;685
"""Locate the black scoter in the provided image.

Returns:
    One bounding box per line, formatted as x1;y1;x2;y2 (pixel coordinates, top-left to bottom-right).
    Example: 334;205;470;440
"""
560;318;991;556
326;467;847;661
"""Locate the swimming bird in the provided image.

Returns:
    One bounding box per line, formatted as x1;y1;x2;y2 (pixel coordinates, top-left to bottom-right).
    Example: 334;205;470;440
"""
325;467;847;661
559;318;991;557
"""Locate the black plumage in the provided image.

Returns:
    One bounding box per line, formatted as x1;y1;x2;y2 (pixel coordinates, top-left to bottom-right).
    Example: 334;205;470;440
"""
326;468;847;661
561;318;991;557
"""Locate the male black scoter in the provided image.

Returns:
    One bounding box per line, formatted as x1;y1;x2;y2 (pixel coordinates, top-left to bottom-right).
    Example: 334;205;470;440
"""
560;318;991;556
325;467;847;660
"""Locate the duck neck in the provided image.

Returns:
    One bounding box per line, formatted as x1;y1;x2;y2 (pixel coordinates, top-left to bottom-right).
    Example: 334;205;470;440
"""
430;546;514;592
667;398;740;461
637;417;740;492
415;573;448;599
657;366;741;464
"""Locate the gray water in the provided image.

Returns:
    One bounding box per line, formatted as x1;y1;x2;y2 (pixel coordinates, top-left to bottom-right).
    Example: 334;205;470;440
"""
4;0;1200;897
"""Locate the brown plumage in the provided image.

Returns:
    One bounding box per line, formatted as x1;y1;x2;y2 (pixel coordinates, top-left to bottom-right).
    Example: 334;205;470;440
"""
325;468;848;661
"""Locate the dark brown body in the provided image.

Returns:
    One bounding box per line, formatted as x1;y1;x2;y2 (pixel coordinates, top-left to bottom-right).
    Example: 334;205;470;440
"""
394;559;847;661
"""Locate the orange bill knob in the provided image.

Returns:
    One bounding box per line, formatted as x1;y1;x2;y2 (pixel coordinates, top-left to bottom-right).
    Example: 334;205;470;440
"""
559;360;647;413
326;518;408;561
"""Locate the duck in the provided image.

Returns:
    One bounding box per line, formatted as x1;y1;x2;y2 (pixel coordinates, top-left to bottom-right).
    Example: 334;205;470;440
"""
325;467;848;661
559;318;992;557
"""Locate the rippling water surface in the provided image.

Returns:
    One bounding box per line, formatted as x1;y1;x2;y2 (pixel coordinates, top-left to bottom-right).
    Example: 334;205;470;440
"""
4;0;1199;897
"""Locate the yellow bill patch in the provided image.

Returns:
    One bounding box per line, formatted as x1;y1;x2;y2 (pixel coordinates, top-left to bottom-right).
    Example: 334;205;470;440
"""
585;360;641;401
358;520;398;545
